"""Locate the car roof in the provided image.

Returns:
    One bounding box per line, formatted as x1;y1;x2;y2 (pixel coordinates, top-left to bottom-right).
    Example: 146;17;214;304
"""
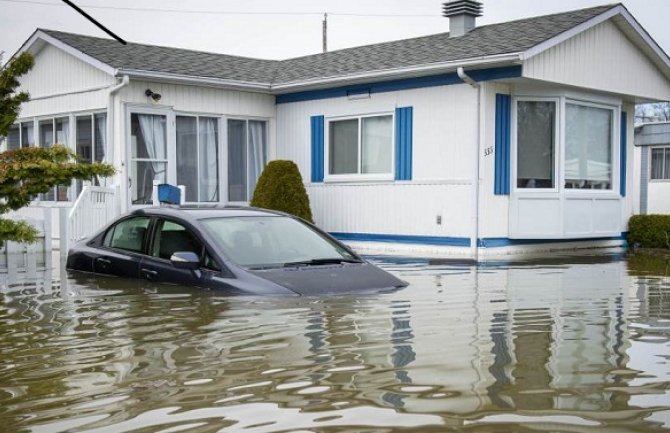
130;206;286;222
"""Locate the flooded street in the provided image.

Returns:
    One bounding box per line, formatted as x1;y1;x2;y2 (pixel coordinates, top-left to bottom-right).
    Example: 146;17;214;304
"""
1;254;670;432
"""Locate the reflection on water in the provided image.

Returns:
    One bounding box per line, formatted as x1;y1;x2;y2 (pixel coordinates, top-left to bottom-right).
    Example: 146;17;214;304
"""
1;255;670;432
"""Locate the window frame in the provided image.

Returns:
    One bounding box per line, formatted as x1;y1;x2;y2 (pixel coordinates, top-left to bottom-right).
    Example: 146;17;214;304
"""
650;146;670;182
562;99;617;192
324;112;395;183
175;114;221;204
226;117;269;205
511;97;560;193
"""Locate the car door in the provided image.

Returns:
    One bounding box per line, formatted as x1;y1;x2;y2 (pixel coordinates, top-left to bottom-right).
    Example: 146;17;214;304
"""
138;218;221;287
93;216;151;278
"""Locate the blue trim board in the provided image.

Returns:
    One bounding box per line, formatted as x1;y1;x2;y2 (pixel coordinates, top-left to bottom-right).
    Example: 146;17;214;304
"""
494;94;511;195
478;234;628;248
395;107;413;181
330;232;628;249
620;111;627;197
310;115;325;182
331;232;472;247
276;66;522;104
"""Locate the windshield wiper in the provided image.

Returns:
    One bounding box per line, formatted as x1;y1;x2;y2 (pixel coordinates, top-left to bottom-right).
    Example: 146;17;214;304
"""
283;258;363;268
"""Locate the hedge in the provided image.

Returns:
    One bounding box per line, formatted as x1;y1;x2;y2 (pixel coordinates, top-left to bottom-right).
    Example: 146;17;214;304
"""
628;214;670;249
250;160;314;223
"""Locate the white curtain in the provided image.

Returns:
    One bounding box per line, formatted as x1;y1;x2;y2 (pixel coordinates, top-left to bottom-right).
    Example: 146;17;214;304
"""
247;121;267;199
199;117;219;201
95;114;106;162
138;114;166;175
565;104;611;187
361;115;392;174
56;118;69;147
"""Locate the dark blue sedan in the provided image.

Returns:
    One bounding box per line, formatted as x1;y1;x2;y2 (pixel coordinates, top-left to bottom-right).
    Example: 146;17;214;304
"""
66;207;407;295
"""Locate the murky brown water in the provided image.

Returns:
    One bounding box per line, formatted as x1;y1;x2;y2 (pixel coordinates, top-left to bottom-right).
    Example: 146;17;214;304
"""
1;254;670;432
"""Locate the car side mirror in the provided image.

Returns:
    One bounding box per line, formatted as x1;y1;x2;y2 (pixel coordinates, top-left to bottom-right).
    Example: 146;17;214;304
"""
170;251;200;270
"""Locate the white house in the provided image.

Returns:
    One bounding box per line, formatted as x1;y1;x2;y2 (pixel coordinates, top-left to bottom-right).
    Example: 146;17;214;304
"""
4;2;670;260
634;121;670;214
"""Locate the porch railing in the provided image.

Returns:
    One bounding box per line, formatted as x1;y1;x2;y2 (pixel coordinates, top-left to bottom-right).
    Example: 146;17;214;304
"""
65;186;117;252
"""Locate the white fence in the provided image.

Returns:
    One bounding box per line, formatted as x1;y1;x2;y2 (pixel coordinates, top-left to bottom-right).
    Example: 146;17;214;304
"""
1;186;117;273
0;208;53;274
64;185;117;253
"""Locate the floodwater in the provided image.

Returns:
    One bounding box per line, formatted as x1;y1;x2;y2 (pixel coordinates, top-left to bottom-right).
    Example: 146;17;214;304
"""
1;253;670;433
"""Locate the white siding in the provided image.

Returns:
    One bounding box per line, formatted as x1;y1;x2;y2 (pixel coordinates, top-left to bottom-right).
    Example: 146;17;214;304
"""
17;44;114;118
648;182;670;214
479;82;512;239
117;80;275;118
276;84;478;238
524;20;670;101
19;44;115;99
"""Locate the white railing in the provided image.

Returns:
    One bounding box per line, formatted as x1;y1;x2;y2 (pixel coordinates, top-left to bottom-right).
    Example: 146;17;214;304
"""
66;186;117;250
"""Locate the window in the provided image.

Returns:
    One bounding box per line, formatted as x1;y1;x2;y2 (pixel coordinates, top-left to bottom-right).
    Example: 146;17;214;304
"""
516;101;556;189
75;113;107;196
151;220;202;259
651;147;670;180
565;103;613;189
328;114;393;176
176;116;219;202
6;122;34;150
103;217;150;253
38;116;71;201
131;113;167;205
227;119;267;202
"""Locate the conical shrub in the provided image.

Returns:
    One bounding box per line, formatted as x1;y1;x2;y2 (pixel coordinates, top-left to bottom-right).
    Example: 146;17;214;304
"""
250;160;314;223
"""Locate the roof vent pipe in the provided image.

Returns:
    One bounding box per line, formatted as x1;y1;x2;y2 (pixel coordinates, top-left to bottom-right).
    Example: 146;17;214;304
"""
443;0;482;37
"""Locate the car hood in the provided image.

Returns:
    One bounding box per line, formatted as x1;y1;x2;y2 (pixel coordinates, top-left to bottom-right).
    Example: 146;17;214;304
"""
247;262;407;296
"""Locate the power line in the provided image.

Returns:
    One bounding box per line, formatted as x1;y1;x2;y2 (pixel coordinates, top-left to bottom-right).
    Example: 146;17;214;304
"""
0;0;439;17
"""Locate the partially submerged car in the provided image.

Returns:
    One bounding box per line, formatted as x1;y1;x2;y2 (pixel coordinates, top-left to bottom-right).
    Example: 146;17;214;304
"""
66;207;407;295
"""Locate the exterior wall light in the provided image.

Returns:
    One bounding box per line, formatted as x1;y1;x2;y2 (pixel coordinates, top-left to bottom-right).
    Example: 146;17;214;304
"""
145;89;162;102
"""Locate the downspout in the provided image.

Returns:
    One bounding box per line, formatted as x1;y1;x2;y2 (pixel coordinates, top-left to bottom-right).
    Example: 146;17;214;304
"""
106;75;129;213
457;67;481;262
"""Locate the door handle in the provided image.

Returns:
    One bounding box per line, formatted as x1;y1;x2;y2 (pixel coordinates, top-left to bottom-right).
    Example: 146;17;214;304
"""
96;257;111;265
141;268;158;279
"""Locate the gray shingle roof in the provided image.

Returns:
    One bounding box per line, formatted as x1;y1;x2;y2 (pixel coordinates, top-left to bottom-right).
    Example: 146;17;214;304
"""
40;29;280;83
39;4;616;86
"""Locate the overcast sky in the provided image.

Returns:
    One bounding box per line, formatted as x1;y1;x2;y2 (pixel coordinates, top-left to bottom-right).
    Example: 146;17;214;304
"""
1;0;669;63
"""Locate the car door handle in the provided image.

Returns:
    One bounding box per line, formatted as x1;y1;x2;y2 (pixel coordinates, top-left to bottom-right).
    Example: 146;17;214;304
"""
96;257;111;265
141;268;158;279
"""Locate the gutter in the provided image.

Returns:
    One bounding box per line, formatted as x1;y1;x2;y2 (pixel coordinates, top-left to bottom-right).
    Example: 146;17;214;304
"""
106;75;129;191
114;53;522;95
457;67;482;262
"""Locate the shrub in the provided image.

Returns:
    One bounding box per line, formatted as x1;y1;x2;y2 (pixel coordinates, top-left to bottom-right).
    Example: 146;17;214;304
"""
628;214;670;249
250;160;314;223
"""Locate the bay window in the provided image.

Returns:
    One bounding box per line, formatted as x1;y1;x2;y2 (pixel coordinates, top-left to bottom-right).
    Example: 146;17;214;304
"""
227;119;267;202
514;98;617;192
651;147;670;180
328;114;393;177
176;116;219;202
38;116;71;201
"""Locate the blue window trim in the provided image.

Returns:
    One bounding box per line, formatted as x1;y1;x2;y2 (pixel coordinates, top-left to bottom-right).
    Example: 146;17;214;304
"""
310;115;325;182
494;94;511;195
395;107;413;181
329;232;628;249
277;66;522;104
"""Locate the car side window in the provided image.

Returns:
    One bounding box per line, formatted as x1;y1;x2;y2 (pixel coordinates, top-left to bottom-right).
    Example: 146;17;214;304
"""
151;220;203;260
103;217;150;253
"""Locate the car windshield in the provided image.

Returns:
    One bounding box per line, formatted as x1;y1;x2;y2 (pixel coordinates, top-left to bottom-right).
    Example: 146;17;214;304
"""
201;216;357;268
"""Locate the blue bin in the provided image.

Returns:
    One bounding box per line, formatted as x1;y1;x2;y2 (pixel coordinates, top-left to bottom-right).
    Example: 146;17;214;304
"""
157;184;181;205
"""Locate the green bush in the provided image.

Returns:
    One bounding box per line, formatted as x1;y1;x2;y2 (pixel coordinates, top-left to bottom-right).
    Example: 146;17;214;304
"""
250;160;314;223
628;214;670;249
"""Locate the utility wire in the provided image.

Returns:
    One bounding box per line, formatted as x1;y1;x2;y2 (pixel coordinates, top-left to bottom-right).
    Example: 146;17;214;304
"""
0;0;439;17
